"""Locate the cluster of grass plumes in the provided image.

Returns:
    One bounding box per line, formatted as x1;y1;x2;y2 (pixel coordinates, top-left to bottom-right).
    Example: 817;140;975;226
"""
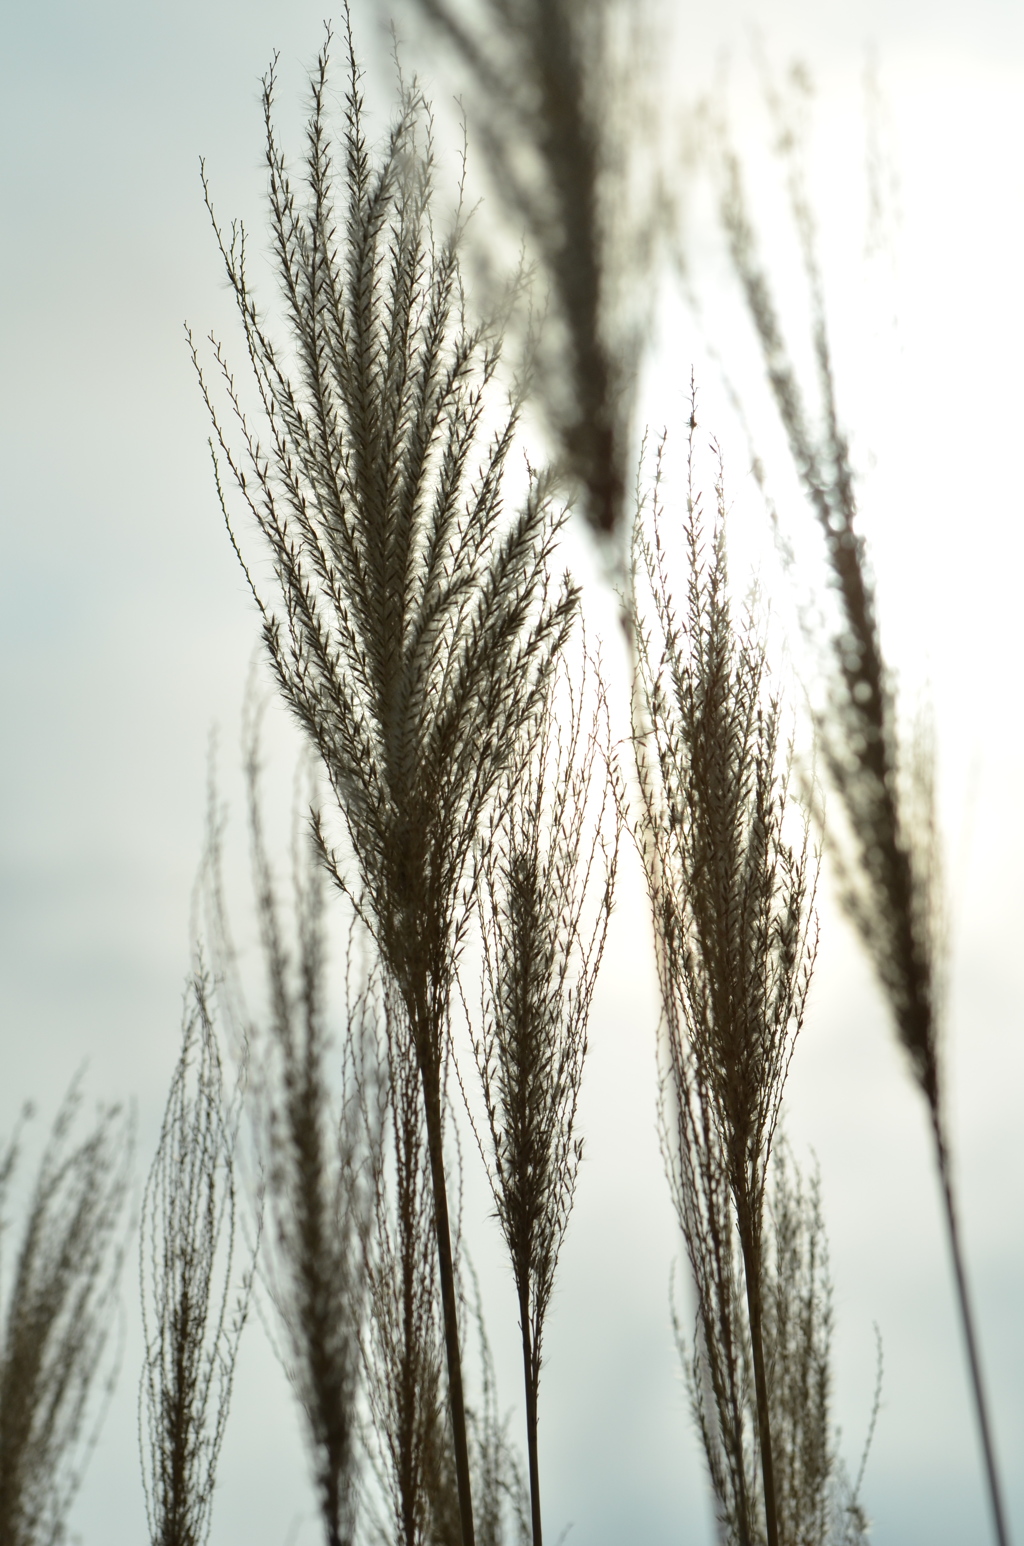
12;11;1011;1544
0;1087;130;1546
139;966;253;1546
632;408;818;1546
711;77;1010;1546
405;0;640;546
471;647;619;1546
196;17;578;1543
171;16;901;1546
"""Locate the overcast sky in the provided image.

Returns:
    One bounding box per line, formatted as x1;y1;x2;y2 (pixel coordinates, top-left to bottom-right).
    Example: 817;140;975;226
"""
2;2;1024;1544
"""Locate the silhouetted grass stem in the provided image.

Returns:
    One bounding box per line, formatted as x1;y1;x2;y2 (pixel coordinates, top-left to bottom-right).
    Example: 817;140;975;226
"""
423;1067;476;1546
931;1111;1010;1546
736;1199;779;1546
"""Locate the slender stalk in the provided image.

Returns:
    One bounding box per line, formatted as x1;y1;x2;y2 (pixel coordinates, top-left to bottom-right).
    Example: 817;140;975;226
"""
736;1203;778;1546
931;1111;1010;1546
518;1298;542;1546
421;1068;476;1546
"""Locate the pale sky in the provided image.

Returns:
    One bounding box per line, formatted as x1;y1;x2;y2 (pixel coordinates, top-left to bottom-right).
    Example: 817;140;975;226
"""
2;2;1023;1544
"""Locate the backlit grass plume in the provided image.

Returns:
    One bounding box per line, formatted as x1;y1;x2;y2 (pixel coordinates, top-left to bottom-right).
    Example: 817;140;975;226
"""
406;0;637;546
632;410;817;1546
761;1147;875;1546
472;647;619;1546
195;17;576;1542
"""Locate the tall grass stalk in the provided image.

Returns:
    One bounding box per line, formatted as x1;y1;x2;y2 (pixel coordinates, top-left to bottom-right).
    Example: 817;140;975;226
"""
715;100;1010;1546
632;408;817;1546
180;13;947;1540
195;18;576;1542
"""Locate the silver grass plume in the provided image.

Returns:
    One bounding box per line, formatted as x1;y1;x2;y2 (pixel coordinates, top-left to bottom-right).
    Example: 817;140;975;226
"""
194;18;576;1541
632;409;817;1546
760;1147;874;1546
760;1150;833;1546
472;644;619;1546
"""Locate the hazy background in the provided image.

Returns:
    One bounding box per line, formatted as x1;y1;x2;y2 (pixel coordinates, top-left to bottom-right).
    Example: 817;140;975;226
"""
2;1;1023;1542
